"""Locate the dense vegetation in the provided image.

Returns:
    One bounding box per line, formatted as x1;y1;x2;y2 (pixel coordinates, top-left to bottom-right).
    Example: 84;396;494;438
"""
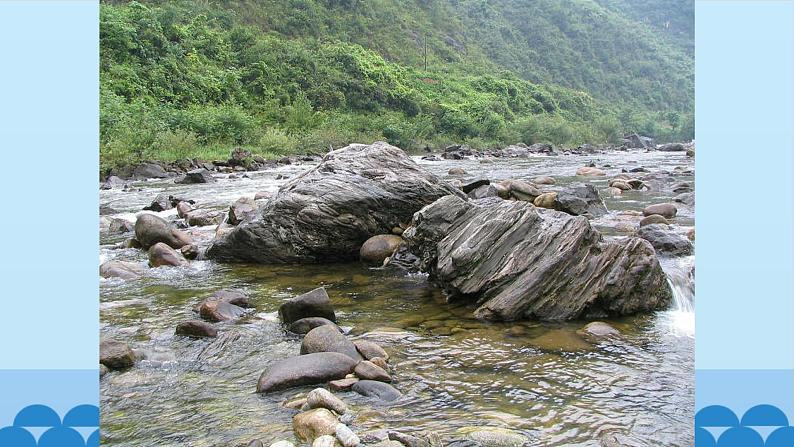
100;0;694;171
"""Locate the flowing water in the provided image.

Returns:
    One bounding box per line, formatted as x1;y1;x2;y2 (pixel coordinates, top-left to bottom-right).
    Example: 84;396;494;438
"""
100;150;695;447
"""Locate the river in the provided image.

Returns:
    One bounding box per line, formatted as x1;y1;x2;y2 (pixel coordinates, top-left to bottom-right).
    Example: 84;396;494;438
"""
99;149;694;446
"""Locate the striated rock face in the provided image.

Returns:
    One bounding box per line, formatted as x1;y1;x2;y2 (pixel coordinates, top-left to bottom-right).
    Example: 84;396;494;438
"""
206;142;463;263
402;196;672;321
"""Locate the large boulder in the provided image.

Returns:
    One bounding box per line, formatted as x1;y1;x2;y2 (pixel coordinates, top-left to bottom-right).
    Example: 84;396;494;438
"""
301;325;362;360
351;380;402;402
643;203;677;219
555;183;607;217
279;287;336;324
175;320;218;338
134;214;193;249
256;352;359;392
148;242;188;267
402;196;672;321
143;193;173;212
200;300;248;322
636;224;694;256
133;162;169;179
360;235;403;264
176;168;215;184
206;142;463;263
100;339;135;370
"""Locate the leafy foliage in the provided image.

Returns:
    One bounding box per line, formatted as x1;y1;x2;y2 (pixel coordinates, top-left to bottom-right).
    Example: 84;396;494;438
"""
100;0;694;170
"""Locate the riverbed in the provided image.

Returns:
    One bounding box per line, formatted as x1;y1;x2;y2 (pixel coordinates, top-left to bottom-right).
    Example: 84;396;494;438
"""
99;150;694;446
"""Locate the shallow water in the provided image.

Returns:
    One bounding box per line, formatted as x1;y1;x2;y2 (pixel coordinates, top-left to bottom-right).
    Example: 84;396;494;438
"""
100;150;695;446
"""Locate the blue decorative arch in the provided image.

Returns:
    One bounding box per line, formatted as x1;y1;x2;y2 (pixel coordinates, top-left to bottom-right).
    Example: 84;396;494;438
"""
63;404;100;427
13;404;62;427
38;426;86;447
716;426;764;447
695;427;717;447
696;405;740;428
86;429;100;447
765;426;794;447
0;426;37;447
740;404;789;427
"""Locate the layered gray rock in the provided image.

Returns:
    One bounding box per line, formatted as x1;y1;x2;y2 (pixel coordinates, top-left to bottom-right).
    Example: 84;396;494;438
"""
402;196;671;321
206;142;463;263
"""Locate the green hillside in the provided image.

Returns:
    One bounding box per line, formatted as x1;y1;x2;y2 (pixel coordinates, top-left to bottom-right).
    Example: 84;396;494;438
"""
100;0;694;171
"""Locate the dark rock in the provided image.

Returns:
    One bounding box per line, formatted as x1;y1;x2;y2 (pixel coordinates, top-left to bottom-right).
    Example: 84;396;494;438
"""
148;242;188;267
108;218;134;234
300;325;362;360
101;176;126;190
360;234;403;264
289;317;341;335
674;192;695;206
351;380;402;402
636;224;693;256
134;214;193;249
180;244;200;260
176;168;215;184
623;133;653;149
212;289;253;308
555;183;607;217
355;360;391;382
133;162;168;179
402;196;671;321
175;320;218;338
185;209;223;227
100;339;135;370
467;184;499;200
461;179;490;193
329;377;359;391
206;142;463;263
278;287;336;324
354;340;389;361
383;243;421;273
228;197;258;225
100;260;145;279
143;193;173;212
672;182;693;194
639;214;669;227
642;203;677;219
657;143;685;152
256;352;359;392
200;300;248;322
